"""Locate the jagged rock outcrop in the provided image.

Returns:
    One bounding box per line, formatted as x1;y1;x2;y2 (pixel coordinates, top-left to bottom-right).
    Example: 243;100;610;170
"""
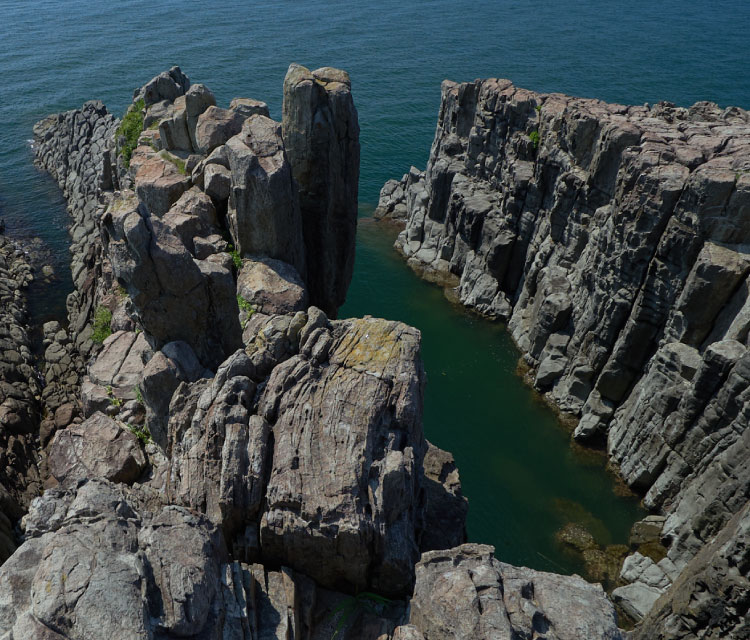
236;256;308;315
163;313;427;597
381;77;750;625
101;189;242;369
394;544;624;640
225;115;307;275
420;441;468;552
19;66;645;639
282;63;360;317
47;412;146;486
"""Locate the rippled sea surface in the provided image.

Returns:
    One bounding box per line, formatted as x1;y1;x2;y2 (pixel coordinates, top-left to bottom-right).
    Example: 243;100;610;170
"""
2;0;748;573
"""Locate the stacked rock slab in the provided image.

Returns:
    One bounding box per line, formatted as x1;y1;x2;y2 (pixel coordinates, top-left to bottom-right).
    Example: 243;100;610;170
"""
380;77;750;625
283;63;360;317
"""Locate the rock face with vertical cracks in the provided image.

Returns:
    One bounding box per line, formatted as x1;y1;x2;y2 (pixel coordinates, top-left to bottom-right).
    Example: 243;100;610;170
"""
258;316;425;596
380;77;750;624
0;236;42;562
101;190;242;370
163;312;427;598
283;63;360;317
225;114;307;277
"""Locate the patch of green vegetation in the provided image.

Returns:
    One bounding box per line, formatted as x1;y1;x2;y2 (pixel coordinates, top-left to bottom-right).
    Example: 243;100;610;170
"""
92;306;113;344
135;385;143;405
116;98;145;168
159;150;187;175
237;294;255;329
127;423;152;445
535;104;542;113
105;385;122;408
330;592;391;639
228;244;243;271
529;129;540;149
148;120;161;130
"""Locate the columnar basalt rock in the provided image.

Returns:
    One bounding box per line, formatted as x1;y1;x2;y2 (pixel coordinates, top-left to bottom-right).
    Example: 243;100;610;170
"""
282;63;360;317
381;77;750;625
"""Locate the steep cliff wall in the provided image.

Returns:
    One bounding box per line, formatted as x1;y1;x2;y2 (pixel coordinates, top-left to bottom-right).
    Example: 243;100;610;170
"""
380;78;750;625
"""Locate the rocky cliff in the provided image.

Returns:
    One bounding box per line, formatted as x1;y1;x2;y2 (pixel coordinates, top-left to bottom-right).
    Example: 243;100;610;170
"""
0;67;640;639
378;78;750;629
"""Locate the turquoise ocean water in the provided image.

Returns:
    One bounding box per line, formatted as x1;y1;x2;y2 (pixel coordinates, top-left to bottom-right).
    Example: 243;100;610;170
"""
1;0;748;573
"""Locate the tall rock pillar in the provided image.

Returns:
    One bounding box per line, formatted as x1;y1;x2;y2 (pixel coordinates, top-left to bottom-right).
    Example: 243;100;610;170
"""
282;64;360;317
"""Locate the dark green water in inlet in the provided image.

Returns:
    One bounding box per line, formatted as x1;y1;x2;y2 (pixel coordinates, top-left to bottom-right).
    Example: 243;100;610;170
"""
3;0;750;574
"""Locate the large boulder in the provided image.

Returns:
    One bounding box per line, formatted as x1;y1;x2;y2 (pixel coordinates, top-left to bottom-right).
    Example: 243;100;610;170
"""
195;105;245;154
225;115;306;276
258;316;426;596
131;148;191;216
282;63;360;317
400;544;624;640
47;412;146;486
236;256;308;315
0;480;227;639
136;66;190;106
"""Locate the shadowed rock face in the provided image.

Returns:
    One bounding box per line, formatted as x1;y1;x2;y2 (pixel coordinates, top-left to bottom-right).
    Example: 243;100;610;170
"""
282;63;360;317
380;77;750;625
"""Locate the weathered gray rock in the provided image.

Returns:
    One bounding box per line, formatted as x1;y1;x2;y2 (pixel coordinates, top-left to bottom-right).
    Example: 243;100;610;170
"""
204;161;232;201
225;114;307;276
633;503;750;639
374;168;425;225
420;440;468;552
382;77;750;626
195;105;246;154
140;340;207;447
282;63;360;317
0;479;231;639
185;83;217;150
132;147;191;216
158;95;192;152
258;316;425;596
136;65;190;106
236;256;308;315
401;544;624;640
47;412;146;486
102;190;243;370
0;236;42;560
230;97;270;119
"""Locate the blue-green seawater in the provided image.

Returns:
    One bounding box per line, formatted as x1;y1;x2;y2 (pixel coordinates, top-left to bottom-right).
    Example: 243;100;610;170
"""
2;0;749;574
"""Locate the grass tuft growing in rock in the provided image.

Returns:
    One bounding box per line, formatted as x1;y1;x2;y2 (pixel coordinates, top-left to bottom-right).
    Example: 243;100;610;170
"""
91;306;113;343
159;150;187;175
116;99;145;168
127;423;152;445
228;244;242;271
